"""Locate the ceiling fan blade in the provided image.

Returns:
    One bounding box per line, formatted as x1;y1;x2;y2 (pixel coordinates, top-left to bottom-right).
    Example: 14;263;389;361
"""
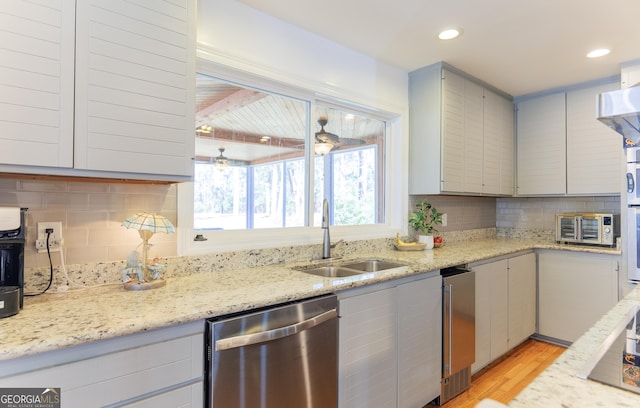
336;138;366;146
315;130;340;143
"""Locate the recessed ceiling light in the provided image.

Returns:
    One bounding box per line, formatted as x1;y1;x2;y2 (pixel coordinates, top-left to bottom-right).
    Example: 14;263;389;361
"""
587;48;610;58
438;29;462;40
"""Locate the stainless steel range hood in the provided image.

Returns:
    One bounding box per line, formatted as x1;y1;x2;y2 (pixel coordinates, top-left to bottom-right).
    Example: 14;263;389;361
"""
597;86;640;144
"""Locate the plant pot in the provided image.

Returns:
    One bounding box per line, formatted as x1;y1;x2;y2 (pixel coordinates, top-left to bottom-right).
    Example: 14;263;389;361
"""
417;234;434;250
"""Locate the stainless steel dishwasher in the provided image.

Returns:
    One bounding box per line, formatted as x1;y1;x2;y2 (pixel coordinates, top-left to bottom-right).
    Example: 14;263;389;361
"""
205;295;338;408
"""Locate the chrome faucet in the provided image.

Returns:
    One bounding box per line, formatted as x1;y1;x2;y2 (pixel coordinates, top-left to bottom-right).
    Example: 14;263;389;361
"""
322;198;331;259
321;198;343;259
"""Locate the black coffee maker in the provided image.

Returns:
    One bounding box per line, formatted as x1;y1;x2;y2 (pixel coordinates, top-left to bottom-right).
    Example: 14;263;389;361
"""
0;207;26;318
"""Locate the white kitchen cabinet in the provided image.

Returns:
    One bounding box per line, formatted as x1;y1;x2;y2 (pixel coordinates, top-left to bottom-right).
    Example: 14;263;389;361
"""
397;275;442;408
0;0;196;181
484;88;516;195
472;252;536;373
472;259;508;373
0;1;75;168
409;62;514;196
566;81;621;195
516;79;621;196
538;251;619;343
339;283;397;408
508;252;537;347
516;92;567;195
338;273;441;408
0;321;204;407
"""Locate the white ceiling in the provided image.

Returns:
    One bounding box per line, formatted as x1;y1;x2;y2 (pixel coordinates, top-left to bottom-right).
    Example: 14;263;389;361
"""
236;0;640;97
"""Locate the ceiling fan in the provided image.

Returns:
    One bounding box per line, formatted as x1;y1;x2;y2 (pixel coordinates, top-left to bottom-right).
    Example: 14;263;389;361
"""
314;118;365;155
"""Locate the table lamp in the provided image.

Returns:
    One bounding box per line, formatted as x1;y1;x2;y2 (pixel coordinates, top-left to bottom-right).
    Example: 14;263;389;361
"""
121;212;175;290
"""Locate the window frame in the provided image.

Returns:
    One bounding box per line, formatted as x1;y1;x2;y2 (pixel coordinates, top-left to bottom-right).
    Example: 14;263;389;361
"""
177;59;407;256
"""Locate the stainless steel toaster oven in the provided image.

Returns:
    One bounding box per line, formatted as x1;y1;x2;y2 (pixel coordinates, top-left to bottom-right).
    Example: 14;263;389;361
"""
555;213;619;247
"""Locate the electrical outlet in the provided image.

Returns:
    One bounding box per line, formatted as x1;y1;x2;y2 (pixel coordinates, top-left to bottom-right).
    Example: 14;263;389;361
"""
441;213;447;227
36;221;63;253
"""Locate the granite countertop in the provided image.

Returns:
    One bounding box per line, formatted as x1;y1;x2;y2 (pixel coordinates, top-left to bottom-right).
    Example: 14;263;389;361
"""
510;285;640;407
0;237;624;393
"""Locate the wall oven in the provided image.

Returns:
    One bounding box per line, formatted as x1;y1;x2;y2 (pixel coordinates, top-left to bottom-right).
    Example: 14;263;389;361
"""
628;147;640;281
627;148;640;206
628;207;640;281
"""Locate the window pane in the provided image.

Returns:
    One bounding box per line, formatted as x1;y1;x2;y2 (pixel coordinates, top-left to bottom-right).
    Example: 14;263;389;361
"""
253;162;283;228
194;73;308;230
333;147;378;225
194;163;247;229
313;106;385;225
284;159;306;227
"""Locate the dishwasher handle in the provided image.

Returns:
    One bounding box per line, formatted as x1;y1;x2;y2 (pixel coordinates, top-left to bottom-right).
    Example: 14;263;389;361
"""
215;308;337;351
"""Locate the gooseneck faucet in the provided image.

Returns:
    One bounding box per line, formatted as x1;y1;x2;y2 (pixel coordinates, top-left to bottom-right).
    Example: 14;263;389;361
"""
322;198;331;259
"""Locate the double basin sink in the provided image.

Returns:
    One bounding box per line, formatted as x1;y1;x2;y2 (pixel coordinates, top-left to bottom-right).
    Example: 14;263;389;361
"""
295;259;407;278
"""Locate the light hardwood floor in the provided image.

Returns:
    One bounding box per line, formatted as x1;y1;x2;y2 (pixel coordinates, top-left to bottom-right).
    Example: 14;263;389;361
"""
439;339;566;408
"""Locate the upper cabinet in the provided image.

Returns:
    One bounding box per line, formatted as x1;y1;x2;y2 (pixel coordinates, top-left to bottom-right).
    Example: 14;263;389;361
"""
409;63;514;196
0;0;196;181
0;1;75;168
515;79;622;196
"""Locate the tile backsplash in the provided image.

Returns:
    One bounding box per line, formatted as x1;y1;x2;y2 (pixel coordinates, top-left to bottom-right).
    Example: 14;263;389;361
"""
496;196;621;231
0;174;622;277
0;178;177;269
409;195;497;233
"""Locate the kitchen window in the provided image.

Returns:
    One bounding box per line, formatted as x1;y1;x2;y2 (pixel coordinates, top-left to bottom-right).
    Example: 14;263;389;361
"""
177;62;402;254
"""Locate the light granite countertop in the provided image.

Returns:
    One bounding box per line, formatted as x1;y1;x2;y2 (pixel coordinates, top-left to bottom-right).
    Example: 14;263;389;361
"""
0;235;630;407
510;285;640;407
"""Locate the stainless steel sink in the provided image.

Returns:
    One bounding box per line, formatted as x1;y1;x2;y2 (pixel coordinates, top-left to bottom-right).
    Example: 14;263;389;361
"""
295;259;407;278
295;266;363;278
340;259;406;272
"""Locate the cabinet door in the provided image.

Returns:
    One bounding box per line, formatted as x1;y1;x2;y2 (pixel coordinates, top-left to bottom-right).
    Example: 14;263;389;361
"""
516;92;566;195
74;0;195;177
483;90;502;195
538;251;618;343
442;70;466;192
472;259;508;373
339;287;397;408
398;276;442;407
0;333;203;407
484;90;515;196
496;90;516;196
464;80;485;194
0;1;75;167
507;253;536;348
442;70;484;194
566;81;621;195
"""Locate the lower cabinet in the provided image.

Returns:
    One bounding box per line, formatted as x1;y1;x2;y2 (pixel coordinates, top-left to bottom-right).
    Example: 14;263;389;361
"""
0;321;204;407
472;252;536;373
338;273;442;408
538;251;619;343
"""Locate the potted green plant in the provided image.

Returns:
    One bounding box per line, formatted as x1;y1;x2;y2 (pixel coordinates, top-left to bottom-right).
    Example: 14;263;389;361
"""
408;201;443;249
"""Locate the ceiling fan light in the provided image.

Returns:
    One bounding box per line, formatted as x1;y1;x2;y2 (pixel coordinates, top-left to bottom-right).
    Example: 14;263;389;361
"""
215;158;229;171
215;148;229;171
315;142;334;155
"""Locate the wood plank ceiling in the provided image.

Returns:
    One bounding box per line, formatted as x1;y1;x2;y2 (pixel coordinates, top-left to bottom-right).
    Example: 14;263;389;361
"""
195;74;384;165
